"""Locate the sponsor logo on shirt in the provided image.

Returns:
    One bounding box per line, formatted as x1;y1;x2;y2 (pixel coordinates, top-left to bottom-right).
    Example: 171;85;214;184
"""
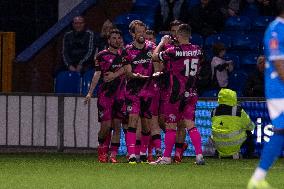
175;50;202;57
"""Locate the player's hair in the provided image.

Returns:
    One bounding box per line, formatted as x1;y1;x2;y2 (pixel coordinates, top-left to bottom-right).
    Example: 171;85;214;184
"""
107;28;122;39
170;20;183;28
176;24;191;37
277;0;284;14
146;30;156;37
212;43;226;56
129;20;146;34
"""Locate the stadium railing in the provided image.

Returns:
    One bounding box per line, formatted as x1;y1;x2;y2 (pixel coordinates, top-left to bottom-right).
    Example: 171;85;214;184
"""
0;93;273;157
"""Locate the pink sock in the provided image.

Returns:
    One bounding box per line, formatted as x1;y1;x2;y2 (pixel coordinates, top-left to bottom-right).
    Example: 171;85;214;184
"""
164;129;176;157
175;144;183;157
140;133;150;154
110;144;119;157
135;141;141;156
126;130;136;155
148;139;154;155
103;132;111;154
188;127;202;155
152;138;161;151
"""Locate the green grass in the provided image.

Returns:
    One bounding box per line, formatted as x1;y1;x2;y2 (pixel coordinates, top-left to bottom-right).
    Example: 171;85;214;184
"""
0;154;283;189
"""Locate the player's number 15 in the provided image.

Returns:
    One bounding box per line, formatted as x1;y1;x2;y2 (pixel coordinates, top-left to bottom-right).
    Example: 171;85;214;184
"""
184;59;198;77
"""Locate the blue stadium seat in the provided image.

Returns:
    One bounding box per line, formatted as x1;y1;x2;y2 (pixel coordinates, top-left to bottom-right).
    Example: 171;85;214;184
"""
134;0;159;8
241;53;259;66
114;13;141;26
123;32;133;44
231;34;259;51
228;71;248;97
205;34;231;49
190;33;204;47
239;3;260;19
55;71;81;94
225;16;251;32
252;16;274;31
81;69;99;96
200;89;219;97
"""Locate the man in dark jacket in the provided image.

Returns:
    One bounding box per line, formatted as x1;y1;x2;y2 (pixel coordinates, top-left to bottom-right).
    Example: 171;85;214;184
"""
244;56;265;97
62;16;95;73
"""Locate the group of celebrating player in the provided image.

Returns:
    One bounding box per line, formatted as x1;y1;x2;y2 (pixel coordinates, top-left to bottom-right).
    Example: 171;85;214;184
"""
84;19;205;165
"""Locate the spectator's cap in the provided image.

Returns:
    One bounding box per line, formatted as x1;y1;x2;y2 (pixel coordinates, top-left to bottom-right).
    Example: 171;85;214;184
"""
218;89;237;106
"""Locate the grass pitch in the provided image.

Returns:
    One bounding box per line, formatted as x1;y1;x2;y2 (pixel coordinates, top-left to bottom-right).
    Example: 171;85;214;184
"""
0;154;283;189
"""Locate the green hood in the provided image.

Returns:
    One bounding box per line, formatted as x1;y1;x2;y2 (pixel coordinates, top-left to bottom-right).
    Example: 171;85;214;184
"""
218;89;237;106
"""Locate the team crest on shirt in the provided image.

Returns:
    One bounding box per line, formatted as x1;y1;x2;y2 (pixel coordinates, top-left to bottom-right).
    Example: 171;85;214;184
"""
184;91;190;98
127;105;132;112
269;38;278;49
169;114;176;122
147;52;152;58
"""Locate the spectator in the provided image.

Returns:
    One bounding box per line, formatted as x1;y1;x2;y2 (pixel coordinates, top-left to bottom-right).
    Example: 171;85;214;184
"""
62;16;95;73
211;43;234;89
216;0;241;17
96;19;115;52
244;55;265;97
255;0;276;16
188;0;225;36
211;89;255;158
154;0;188;33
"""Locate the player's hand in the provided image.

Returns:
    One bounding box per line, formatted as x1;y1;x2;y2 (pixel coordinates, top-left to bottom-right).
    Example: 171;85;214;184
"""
133;73;149;79
161;35;171;46
152;72;163;77
104;72;116;82
84;93;92;105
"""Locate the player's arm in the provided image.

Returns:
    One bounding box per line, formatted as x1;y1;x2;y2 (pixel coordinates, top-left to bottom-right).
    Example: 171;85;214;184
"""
274;60;284;81
152;35;171;62
104;65;127;82
84;58;101;104
84;71;101;104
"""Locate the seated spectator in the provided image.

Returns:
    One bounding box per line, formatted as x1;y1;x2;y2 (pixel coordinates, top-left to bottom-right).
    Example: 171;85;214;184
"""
154;0;188;33
211;89;255;158
211;43;234;89
244;55;265;97
62;16;95;73
96;19;115;52
255;0;276;16
188;0;225;36
216;0;241;17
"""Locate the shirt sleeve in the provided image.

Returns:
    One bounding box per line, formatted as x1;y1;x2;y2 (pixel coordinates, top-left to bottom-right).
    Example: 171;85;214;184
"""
158;47;175;62
94;54;102;71
267;26;284;61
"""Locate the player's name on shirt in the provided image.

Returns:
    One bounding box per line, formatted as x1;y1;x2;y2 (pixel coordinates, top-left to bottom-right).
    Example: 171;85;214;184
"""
175;49;202;57
132;58;152;65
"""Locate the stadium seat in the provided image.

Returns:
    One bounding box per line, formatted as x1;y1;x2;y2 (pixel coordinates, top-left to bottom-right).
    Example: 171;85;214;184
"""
228;71;248;97
252;16;274;31
81;69;99;96
55;71;81;94
231;34;259;51
114;13;141;26
205;34;231;49
225;16;251;32
200;89;219;97
123;32;133;44
239;3;260;19
191;33;204;47
241;53;259;66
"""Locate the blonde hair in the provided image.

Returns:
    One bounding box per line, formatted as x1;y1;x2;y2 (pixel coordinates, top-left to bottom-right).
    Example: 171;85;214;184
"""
101;19;114;37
